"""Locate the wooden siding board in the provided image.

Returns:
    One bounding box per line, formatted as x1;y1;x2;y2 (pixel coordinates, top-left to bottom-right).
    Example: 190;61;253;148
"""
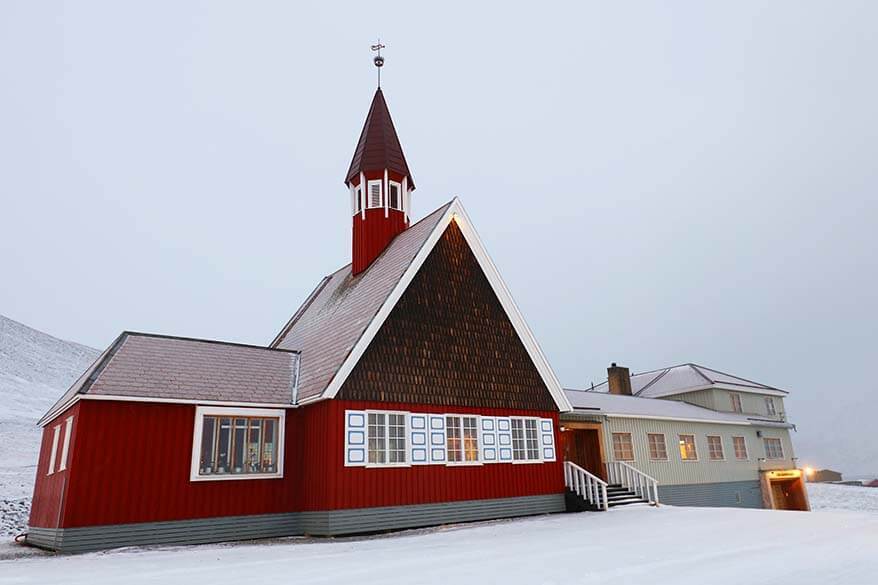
339;221;556;411
658;480;763;509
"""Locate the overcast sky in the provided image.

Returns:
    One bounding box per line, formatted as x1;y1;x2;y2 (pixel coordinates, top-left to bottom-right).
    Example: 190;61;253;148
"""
1;2;875;475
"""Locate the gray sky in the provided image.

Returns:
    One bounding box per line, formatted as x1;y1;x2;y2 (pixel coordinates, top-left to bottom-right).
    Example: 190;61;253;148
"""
1;1;876;475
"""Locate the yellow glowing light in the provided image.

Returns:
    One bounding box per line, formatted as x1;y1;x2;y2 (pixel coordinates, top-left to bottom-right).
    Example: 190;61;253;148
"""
804;467;815;477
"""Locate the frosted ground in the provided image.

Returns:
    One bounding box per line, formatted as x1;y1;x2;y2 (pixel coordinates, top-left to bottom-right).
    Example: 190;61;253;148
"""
2;315;878;583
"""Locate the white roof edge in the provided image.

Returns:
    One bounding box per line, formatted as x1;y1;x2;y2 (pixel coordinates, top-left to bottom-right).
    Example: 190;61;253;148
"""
601;412;793;428
321;198;573;412
643;383;788;399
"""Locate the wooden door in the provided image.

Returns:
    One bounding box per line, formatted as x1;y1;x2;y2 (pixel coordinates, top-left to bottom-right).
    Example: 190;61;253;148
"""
564;429;606;481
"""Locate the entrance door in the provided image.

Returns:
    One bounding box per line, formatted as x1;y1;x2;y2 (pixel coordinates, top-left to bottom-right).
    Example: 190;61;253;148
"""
564;429;606;481
770;478;808;511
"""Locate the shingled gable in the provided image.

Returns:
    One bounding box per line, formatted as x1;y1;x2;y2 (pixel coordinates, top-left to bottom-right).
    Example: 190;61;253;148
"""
272;198;572;412
39;332;300;426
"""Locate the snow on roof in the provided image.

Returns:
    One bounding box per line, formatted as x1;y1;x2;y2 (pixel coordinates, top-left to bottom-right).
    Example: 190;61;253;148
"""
563;388;791;427
40;333;299;425
589;363;788;398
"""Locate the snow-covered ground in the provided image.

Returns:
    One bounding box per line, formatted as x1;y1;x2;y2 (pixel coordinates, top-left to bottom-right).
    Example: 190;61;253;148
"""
808;481;878;513
0;315;99;537
2;505;878;585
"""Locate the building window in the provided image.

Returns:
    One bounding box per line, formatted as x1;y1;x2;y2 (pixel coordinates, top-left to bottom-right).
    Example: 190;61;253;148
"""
730;393;743;413
447;415;479;463
352;185;363;214
367;180;382;208
193;407;283;480
612;432;634;461
707;436;725;460
678;434;698;461
765;397;777;416
647;433;668;460
388;181;402;210
733;436;748;460
763;437;784;460
511;418;540;461
368;411;407;465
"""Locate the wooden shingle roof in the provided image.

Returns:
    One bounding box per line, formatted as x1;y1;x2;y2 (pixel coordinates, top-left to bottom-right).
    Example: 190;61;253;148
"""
345;88;414;187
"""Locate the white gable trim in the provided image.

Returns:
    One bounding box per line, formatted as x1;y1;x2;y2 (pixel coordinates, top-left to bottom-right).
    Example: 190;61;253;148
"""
321;198;572;412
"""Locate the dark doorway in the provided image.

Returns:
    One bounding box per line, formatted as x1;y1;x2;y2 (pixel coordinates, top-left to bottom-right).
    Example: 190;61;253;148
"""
563;429;605;481
770;478;809;511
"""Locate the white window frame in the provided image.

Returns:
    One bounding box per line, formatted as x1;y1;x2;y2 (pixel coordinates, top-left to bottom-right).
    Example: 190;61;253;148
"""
445;414;481;465
732;436;749;460
678;434;699;461
388;180;403;211
647;432;668;461
47;424;61;476
365;409;410;468
510;417;542;464
612;432;635;461
190;406;285;482
763;437;785;460
730;393;743;413
366;180;383;209
58;416;74;472
706;435;725;461
765;397;777;416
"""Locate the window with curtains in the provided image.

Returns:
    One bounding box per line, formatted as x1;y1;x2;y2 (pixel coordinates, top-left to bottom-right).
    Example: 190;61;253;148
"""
368;411;407;465
647;433;668;461
612;432;634;461
730;393;743;413
678;434;698;461
197;414;279;477
733;436;748;460
763;437;784;460
707;436;725;460
446;415;479;463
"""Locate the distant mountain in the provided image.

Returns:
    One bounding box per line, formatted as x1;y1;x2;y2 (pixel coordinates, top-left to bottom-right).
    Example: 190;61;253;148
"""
0;314;99;535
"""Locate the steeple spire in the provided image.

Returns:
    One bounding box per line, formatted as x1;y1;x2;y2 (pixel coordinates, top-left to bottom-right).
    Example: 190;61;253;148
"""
345;58;415;275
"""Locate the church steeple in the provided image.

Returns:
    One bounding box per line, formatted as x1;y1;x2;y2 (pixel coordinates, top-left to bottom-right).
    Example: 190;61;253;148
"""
346;87;415;275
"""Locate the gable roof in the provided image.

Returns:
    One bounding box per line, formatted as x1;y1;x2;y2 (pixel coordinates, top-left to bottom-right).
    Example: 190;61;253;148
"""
272;198;572;412
588;363;788;398
345;88;414;188
564;388;792;428
39;333;300;426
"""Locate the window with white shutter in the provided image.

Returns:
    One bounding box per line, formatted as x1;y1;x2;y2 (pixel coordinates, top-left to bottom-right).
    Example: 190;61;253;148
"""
367;180;382;208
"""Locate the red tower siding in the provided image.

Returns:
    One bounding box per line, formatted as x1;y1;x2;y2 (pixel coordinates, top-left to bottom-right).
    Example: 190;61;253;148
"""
297;399;564;512
352;208;409;274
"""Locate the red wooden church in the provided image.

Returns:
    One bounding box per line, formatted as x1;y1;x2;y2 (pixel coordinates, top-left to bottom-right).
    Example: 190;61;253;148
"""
28;85;573;552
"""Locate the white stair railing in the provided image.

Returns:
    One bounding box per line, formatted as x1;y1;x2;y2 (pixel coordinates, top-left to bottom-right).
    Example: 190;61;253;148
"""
605;461;660;505
564;461;609;511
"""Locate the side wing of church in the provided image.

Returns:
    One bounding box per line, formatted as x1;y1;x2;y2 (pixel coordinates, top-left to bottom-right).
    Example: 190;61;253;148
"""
26;87;572;552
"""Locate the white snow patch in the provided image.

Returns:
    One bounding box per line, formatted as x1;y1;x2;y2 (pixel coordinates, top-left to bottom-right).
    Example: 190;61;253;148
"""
808;482;878;514
2;506;877;584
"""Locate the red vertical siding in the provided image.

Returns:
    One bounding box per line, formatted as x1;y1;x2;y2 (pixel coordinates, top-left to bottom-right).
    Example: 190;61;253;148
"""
57;400;297;529
28;402;80;528
298;400;564;511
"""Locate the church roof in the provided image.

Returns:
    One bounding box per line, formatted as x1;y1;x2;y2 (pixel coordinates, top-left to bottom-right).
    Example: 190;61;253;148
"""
587;363;789;398
272;198;571;411
345;88;414;187
39;333;299;425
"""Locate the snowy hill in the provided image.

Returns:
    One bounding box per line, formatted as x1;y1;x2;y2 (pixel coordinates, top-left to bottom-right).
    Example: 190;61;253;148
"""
0;314;99;535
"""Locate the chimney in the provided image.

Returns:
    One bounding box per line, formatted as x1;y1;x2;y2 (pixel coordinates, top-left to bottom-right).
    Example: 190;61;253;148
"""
607;362;632;395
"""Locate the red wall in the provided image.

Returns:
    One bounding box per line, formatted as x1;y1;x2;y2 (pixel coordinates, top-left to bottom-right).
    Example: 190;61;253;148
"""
29;402;80;529
297;400;564;511
351;169;410;275
29;399;563;529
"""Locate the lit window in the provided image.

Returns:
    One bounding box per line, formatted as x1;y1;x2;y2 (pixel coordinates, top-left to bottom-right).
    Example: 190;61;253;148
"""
367;180;382;208
730;393;742;413
763;437;784;460
733;436;748;460
707;436;725;460
368;412;406;465
612;432;634;461
765;397;777;416
511;418;540;461
389;181;402;211
193;407;283;480
679;434;698;461
447;415;479;463
647;433;668;460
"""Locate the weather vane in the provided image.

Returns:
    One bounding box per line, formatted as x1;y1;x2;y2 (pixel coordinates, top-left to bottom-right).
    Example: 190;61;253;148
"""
371;39;385;87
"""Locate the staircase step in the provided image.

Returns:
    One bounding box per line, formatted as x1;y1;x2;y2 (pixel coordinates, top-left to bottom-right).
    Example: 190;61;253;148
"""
608;497;649;507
